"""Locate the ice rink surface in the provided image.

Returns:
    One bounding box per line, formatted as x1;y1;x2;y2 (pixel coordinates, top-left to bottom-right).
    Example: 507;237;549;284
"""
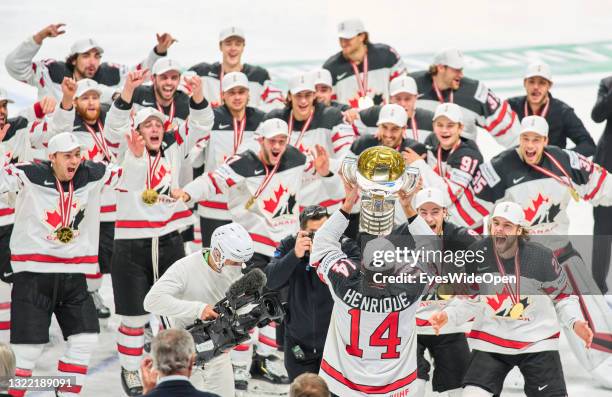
0;0;611;395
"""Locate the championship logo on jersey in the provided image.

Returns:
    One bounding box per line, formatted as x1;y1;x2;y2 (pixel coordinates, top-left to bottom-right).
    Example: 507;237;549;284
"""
523;193;561;227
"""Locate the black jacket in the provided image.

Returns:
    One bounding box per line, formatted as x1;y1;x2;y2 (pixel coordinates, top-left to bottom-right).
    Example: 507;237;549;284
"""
265;232;360;351
145;380;219;397
508;93;595;157
592;76;612;170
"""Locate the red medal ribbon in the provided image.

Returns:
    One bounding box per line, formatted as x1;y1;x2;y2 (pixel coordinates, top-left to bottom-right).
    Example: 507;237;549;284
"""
350;55;369;97
524;98;550;118
146;151;162;190
435;141;461;177
432;81;453;103
493;244;521;306
54;178;74;228
83;120;112;162
528;151;577;193
288;111;314;152
232;116;247;155
157;100;175;132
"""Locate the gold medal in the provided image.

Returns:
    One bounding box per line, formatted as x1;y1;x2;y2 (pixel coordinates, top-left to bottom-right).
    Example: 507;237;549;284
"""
436;283;454;300
245;196;256;210
358;96;374;110
56;227;74;244
141;189;159;205
509;302;524;320
570;188;580;202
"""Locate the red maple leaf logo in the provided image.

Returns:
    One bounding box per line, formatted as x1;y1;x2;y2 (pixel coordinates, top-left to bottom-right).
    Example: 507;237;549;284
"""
348;98;359;109
524;194;548;223
297;142;307;153
486;286;511;312
150;165;168;189
45;210;61;229
87;144;100;160
263;185;287;213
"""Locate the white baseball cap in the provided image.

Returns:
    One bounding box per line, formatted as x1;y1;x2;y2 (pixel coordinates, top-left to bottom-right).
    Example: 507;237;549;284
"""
524;61;552;82
152;58;182;75
389;75;418;96
337;18;366;39
312;68;332;88
75;79;103;98
519;115;549;137
433;103;463;124
0;88;14;104
491;201;525;227
70;38;104;56
219;26;245;42
414;187;447;209
258;118;289;139
134;107;166;129
432;48;464;70
288;73;315;95
222;72;249;92
47;132;83;155
377;104;408;127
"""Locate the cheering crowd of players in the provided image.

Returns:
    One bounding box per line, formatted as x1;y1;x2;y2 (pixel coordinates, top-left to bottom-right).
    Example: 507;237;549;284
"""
0;17;611;397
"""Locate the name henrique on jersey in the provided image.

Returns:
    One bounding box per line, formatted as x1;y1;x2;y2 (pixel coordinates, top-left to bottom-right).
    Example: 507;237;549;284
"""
5;36;164;104
411;71;520;148
194;105;264;220
265;103;355;211
323;43;406;108
0;154;144;274
444;238;583;355
311;210;430;397
411;136;484;230
104;97;214;240
183;146;337;257
188;62;283;112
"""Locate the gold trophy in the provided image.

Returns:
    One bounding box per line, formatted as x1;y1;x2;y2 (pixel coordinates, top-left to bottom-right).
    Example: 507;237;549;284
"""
341;146;420;236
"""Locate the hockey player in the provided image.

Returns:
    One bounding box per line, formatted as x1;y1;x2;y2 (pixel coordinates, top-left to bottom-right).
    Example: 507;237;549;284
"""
457;115;612;388
0;87;73;344
103;69;214;396
264;72;354;211
312;68;350;111
508;61;595;157
323;18;406;108
191;71;265;247
4;23;175;104
410;48;520;147
144;223;254;397
309;177;433;397
397;187;478;397
189;26;283;111
403;103;484;231
1;131;146;397
344;75;434;141
173;118;335;386
429;201;593;397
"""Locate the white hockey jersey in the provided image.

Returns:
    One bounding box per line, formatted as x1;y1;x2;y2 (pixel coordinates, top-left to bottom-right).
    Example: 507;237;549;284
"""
264;103;355;211
0;153;144;274
323;43;406;108
443;238;583;354
193;105;264;221
310;210;430;397
4;36;164;104
104;96;214;239
183;146;336;257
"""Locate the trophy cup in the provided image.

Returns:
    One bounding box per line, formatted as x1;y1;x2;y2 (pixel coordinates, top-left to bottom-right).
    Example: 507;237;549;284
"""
341;146;420;236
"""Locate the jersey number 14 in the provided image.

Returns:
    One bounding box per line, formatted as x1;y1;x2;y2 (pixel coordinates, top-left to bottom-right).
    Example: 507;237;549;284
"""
346;309;401;359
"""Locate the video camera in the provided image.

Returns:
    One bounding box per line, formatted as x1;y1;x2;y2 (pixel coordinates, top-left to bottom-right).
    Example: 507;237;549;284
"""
186;268;285;366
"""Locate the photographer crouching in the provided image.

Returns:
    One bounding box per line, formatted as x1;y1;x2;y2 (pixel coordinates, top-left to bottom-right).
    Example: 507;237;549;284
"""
265;205;360;381
143;223;255;397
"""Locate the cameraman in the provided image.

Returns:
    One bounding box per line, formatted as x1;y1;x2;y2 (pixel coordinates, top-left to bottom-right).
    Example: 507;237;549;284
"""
265;205;360;381
143;223;254;397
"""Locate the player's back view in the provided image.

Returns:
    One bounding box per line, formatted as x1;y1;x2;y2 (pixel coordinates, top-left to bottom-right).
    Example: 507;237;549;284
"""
311;193;432;396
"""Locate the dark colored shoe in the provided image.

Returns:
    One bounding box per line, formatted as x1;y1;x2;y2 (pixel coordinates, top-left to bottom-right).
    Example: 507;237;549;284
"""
90;290;111;319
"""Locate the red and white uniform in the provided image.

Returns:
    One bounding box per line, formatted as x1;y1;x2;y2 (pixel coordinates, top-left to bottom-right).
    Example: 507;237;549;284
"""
183;146;337;257
5;36;164;104
0;154;144;274
104;97;214;239
264;103;355;211
310;210;433;397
